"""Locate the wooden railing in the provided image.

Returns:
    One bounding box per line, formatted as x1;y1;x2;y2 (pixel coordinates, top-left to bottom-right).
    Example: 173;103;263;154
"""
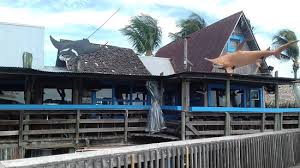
1;129;300;168
163;106;300;139
0;105;150;160
2;105;300;160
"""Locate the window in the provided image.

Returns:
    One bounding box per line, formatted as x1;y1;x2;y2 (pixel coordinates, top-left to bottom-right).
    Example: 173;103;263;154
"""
227;35;244;53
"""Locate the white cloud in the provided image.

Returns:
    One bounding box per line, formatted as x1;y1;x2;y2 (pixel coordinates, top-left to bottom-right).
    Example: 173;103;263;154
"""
0;6;130;30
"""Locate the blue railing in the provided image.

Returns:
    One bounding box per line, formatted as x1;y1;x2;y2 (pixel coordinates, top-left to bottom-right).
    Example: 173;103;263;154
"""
190;107;300;113
0;105;299;113
0;104;151;111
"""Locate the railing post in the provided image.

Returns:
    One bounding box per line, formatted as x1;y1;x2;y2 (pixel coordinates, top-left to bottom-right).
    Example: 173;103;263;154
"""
225;79;231;136
181;80;190;140
75;109;80;145
261;113;265;132
124;110;128;143
24;76;32;145
18;111;24;158
298;113;300;128
225;113;231;136
204;82;208;107
274;71;282;131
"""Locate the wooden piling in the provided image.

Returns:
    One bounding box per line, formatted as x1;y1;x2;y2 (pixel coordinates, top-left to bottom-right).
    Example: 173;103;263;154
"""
274;71;282;131
225;79;231;136
124;110;128;143
75;109;80;145
18;111;24;158
181;80;190;140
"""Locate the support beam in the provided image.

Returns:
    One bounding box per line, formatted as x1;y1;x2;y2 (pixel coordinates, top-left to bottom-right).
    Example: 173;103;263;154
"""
22;76;33;158
225;80;230;107
261;86;265;132
274;71;282;131
75;109;80;145
18;111;24;158
181;80;190;140
160;80;164;105
261;113;265;132
225;79;231;136
204;82;208;107
72;79;80;104
24;76;32;141
124;110;128;143
71;78;80;152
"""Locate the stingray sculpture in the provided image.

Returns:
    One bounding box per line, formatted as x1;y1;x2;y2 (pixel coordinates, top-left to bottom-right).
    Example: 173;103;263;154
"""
205;40;299;73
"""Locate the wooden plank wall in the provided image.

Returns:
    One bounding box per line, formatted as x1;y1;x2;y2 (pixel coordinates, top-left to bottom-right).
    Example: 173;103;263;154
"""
0;109;148;160
184;112;300;139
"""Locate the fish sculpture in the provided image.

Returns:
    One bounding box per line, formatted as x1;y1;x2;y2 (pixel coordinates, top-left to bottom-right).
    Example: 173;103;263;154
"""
50;35;100;71
205;40;299;73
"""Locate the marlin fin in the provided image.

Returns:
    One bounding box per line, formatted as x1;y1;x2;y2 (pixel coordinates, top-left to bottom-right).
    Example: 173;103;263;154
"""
204;58;214;62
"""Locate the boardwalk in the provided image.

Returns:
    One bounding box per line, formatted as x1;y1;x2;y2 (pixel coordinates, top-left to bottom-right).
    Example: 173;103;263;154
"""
1;129;300;168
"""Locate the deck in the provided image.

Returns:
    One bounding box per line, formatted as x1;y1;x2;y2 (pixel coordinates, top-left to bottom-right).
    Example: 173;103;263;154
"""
1;104;300;160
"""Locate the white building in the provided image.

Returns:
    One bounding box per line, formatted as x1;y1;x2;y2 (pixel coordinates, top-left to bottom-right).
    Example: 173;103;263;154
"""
0;22;44;69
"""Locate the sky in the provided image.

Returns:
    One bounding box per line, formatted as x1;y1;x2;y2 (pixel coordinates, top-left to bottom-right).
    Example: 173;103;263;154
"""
0;0;299;77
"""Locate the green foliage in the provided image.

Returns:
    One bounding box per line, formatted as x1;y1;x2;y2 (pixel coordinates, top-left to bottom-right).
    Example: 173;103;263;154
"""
273;29;299;78
169;13;206;40
120;14;162;56
273;29;299;61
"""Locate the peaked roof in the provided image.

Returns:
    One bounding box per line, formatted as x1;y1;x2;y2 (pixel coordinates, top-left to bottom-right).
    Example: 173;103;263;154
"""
155;11;248;73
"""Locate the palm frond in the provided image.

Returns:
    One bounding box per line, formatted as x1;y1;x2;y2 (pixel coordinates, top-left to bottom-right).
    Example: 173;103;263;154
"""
169;12;206;41
120;14;161;55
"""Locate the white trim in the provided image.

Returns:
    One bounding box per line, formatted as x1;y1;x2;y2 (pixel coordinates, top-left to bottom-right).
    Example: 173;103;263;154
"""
219;12;243;57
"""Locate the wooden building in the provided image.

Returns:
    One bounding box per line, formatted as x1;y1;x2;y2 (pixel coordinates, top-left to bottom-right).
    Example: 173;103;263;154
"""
0;11;299;160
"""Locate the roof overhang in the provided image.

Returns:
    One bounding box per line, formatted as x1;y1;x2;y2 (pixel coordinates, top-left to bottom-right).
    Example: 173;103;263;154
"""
0;67;161;81
166;72;295;85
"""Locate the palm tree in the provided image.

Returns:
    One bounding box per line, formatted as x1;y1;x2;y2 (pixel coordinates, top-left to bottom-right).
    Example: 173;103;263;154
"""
120;14;162;56
273;29;299;78
169;13;206;40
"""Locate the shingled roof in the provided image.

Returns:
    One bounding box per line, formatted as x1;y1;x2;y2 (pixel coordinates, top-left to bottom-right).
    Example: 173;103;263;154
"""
156;11;252;73
65;45;151;76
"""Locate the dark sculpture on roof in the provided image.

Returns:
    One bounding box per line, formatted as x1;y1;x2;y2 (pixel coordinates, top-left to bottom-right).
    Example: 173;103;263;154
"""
50;35;150;75
50;36;100;71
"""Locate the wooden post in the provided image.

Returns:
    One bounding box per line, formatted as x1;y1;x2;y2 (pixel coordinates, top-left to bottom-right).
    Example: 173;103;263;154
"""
225;79;231;136
124;110;129;143
18;111;24;158
261;113;265;132
24;76;32;141
75;109;80;145
70;79;80;153
181;80;190;140
204;82;208;107
160;80;164;105
261;86;265;132
298;113;300;129
274;71;282;131
72;79;80;104
225;80;230;107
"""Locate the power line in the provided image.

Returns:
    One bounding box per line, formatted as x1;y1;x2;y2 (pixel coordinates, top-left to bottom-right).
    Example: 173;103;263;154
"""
87;8;120;39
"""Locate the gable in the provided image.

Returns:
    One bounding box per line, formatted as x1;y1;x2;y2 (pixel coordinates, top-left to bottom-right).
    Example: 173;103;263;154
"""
156;11;243;73
213;16;263;75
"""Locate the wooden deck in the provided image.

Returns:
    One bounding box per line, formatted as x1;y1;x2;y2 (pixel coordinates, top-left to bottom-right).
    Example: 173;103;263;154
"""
1;105;300;161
